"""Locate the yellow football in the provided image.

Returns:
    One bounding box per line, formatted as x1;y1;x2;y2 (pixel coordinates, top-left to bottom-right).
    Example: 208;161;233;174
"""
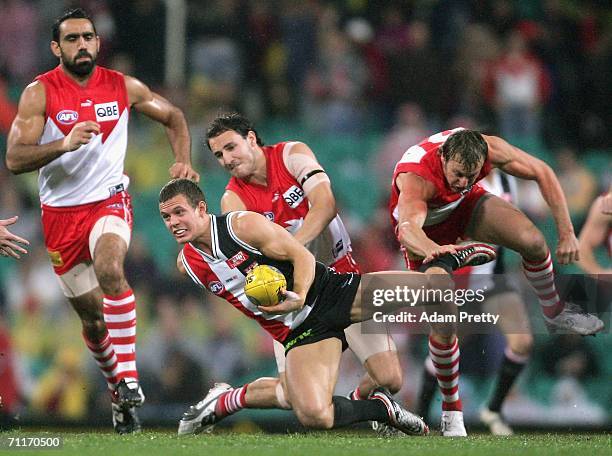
244;265;287;307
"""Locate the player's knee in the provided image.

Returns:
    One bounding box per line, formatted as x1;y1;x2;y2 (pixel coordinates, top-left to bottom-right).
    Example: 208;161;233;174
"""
294;403;334;429
93;258;125;291
517;228;547;259
80;314;106;340
369;362;403;394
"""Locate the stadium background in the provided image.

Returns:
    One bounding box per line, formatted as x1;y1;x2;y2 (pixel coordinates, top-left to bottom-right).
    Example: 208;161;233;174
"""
0;0;609;432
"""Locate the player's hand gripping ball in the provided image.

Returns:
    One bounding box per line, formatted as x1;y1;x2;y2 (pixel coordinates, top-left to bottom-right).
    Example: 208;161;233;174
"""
244;265;287;307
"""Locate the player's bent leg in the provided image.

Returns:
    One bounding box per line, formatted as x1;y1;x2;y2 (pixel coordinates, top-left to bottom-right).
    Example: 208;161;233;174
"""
345;323;403;396
285;338;428;434
285;338;342;429
92;224;144;409
344;325;404;436
468;196;604;335
59;263;140;433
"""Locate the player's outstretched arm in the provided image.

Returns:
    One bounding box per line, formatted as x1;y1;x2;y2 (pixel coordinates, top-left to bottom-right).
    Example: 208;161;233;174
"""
395;172;450;262
485;134;579;264
125;75;199;182
0;216;29;259
232;211;316;313
283;142;336;245
6;82;100;174
578;196;612;274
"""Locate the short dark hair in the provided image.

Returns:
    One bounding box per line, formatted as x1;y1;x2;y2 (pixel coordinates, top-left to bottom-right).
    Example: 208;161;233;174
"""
439;129;488;170
52;8;96;42
159;179;207;208
205;113;264;150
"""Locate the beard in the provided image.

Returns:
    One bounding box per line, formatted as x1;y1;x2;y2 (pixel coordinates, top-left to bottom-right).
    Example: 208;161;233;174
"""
62;49;97;77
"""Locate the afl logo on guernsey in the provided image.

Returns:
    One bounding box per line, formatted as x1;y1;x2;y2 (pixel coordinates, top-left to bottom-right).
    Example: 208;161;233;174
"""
209;281;225;295
56;110;79;125
95;101;120;122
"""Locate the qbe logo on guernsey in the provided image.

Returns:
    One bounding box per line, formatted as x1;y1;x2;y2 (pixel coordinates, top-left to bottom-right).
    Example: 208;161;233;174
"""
283;185;305;208
95;101;120;122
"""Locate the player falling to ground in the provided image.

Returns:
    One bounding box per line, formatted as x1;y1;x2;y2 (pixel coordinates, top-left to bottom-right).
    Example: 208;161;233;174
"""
577;187;611;274
203;113;403;436
390;128;604;436
5;8;199;433
416;170;533;435
158;178;494;436
0;216;29;260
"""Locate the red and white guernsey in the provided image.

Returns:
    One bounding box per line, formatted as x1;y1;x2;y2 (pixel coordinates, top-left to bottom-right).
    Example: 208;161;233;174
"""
180;212;316;343
35;65;130;206
389;128;492;230
226;142;353;266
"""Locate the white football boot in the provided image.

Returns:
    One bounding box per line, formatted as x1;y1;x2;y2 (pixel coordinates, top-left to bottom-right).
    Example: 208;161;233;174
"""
544;303;604;335
440;410;467;437
178;382;232;435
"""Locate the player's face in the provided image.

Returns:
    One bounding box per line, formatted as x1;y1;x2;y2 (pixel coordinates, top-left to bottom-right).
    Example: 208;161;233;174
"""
159;195;207;244
442;157;483;193
52;18;99;77
209;130;258;179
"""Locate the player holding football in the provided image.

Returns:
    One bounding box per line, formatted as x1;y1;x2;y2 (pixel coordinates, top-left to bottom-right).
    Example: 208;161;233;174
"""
202;113;403;435
0;216;29;260
5;8;199;433
390;128;604;436
158;178;494;435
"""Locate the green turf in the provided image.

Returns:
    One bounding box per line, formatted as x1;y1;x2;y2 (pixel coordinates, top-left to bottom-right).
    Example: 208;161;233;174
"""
0;430;609;456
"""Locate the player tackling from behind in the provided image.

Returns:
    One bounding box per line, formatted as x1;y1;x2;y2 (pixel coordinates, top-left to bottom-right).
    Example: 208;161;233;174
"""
390;128;604;436
204;113;403;436
158;178;494;436
5;8;199;433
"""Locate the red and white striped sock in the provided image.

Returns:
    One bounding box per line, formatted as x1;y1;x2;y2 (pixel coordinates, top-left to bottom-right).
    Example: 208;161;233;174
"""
103;289;138;381
429;336;462;412
522;252;564;319
214;384;249;418
349;387;363;400
83;331;118;391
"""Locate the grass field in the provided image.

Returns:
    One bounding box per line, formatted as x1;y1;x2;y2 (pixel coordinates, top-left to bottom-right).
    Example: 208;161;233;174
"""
0;430;609;456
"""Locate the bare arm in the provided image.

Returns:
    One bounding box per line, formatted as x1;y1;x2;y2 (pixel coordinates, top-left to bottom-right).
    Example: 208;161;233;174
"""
232;211;316;312
485;134;579;264
283;142;336;245
578;196;612;274
176;252;186;274
395;172;456;262
220;190;247;213
125;75;199;182
6;81;100;174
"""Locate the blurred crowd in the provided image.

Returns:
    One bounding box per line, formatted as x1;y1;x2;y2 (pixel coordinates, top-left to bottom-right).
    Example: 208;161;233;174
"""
0;0;610;427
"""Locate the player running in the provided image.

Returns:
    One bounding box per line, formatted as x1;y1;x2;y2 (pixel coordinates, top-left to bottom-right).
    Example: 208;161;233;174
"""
390;128;604;436
416;170;533;435
5;8;199;433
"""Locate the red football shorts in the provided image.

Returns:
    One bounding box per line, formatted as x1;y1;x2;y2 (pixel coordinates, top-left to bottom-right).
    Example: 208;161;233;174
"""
330;251;362;274
403;186;489;270
41;192;134;275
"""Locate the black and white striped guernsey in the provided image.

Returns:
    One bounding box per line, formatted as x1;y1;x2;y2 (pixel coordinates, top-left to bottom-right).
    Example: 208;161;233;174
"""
180;211;320;342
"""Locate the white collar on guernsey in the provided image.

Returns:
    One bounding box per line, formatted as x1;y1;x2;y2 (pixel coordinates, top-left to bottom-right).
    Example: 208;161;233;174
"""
189;215;221;261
